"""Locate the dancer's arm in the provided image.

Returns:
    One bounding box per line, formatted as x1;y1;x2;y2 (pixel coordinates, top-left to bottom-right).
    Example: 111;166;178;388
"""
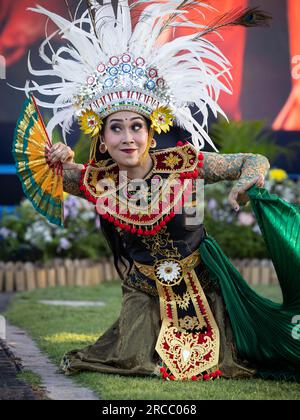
63;167;85;197
47;142;85;197
201;152;270;211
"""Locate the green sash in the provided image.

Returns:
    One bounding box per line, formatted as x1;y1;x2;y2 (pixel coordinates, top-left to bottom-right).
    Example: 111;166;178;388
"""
199;185;300;380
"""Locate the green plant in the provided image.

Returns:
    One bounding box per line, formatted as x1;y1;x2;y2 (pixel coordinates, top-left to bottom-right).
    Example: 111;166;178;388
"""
209;118;295;165
0;196;111;262
73;132;91;164
43;113;90;164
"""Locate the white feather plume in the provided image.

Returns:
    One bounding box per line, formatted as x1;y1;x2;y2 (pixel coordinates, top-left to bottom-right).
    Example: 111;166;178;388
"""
18;0;233;150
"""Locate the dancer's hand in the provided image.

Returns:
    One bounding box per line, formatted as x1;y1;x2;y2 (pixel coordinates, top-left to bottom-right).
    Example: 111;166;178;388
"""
47;142;75;165
228;174;265;212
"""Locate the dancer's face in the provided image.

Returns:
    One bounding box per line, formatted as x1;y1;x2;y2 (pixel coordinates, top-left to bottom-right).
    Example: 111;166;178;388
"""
102;111;150;168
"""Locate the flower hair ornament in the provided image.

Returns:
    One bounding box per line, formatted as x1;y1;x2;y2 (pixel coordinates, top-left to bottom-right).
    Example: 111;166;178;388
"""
14;0;271;155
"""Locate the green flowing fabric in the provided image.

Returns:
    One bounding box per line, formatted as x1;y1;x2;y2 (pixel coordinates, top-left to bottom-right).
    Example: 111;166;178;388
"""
199;185;300;379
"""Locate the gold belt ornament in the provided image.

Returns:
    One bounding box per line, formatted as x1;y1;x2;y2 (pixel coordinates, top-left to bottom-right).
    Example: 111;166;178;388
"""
133;249;201;287
133;248;220;381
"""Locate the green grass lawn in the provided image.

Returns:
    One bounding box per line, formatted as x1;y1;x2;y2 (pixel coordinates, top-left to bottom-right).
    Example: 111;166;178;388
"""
5;282;300;400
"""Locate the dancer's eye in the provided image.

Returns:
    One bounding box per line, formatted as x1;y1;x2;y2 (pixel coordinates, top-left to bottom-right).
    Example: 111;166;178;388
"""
110;125;121;132
132;123;142;131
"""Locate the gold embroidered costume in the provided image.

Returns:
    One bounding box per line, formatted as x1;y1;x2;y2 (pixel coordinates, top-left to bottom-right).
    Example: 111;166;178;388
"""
61;144;256;380
17;0;297;383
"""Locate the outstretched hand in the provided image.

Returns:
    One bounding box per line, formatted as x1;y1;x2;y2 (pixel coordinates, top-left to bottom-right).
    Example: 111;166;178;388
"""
228;174;265;212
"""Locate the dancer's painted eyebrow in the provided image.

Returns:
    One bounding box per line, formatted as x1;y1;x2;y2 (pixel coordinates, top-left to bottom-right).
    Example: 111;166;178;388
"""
109;117;145;123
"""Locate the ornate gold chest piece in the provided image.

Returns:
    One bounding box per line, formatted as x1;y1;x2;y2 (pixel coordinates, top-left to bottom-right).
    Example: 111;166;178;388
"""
80;143;204;237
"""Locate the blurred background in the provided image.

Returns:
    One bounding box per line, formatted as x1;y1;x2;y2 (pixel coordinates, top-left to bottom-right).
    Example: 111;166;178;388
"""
0;0;299;214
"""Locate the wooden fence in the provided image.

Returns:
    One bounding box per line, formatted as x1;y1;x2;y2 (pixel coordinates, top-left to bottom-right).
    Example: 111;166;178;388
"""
230;259;278;285
0;257;119;293
0;257;278;292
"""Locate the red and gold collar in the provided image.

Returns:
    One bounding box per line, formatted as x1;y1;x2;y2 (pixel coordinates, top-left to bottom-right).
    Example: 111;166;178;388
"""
79;141;204;236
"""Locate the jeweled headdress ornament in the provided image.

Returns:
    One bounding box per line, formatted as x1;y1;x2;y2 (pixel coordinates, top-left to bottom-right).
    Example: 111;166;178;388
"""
16;0;270;151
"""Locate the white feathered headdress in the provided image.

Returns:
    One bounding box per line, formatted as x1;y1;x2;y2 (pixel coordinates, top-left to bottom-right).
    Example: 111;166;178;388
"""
17;0;271;151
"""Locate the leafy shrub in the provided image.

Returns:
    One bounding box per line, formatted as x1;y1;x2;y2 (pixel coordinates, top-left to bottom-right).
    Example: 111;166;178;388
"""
0;195;111;262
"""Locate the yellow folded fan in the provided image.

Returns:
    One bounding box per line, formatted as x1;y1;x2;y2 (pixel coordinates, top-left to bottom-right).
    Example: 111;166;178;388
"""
13;95;64;227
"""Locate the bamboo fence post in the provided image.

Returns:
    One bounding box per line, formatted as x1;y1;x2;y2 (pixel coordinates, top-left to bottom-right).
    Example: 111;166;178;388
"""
4;262;14;292
65;259;75;286
89;266;95;285
85;263;91;286
81;260;87;286
15;262;26;292
88;265;93;286
86;259;92;285
237;259;243;275
261;259;270;285
238;259;246;279
94;262;104;284
251;259;260;285
74;259;84;286
36;267;47;289
241;259;251;284
93;263;101;285
103;257;113;282
24;262;36;291
86;263;96;286
46;263;57;287
270;263;278;285
0;263;4;292
56;265;66;287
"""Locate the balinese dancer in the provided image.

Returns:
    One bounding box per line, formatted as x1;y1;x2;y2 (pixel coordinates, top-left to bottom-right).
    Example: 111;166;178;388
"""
13;1;300;381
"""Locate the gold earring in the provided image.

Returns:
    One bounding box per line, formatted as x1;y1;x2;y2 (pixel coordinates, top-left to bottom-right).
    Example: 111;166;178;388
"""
99;138;107;153
150;138;157;149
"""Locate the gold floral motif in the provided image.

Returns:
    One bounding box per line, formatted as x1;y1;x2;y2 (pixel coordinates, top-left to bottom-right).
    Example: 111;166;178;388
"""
134;249;201;281
178;315;206;331
162;153;181;170
154;259;183;286
126;267;158;297
139;227;182;259
174;291;191;310
156;281;179;326
154;267;220;380
156;319;218;380
105;171;119;185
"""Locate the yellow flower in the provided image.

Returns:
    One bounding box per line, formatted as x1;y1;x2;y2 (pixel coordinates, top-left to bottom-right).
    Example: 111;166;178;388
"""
44;332;100;343
150;106;173;134
78;110;103;137
269;168;288;182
